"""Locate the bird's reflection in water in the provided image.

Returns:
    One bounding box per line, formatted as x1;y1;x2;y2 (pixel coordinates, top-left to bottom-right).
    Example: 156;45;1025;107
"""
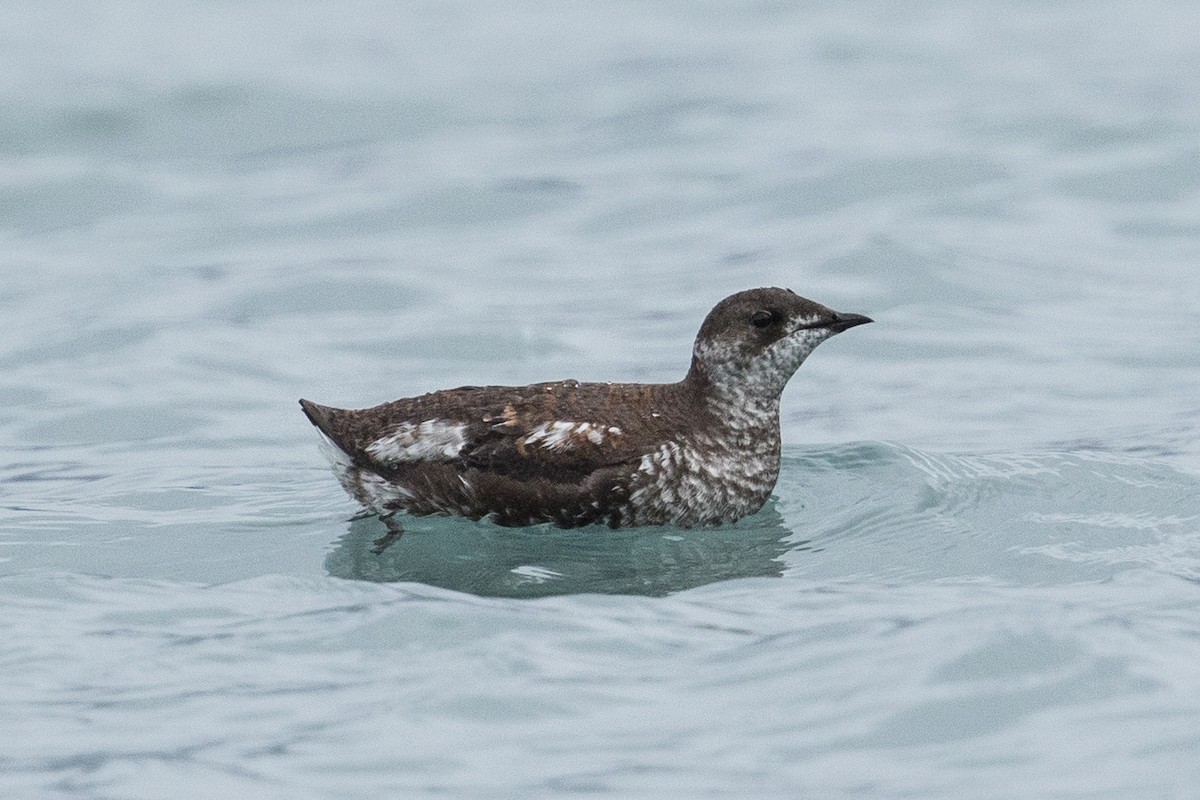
324;504;802;598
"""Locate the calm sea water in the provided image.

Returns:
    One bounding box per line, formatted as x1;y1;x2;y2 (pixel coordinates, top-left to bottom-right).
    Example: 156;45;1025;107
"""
4;2;1200;797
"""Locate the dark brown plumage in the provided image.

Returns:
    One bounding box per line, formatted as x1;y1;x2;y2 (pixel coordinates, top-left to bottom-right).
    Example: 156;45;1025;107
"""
301;287;871;540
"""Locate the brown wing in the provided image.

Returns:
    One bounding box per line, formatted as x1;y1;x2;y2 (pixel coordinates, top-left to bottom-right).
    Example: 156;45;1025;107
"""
300;379;691;485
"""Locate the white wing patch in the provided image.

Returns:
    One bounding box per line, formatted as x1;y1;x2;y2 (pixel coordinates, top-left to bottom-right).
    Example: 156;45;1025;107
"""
365;419;468;463
522;421;623;452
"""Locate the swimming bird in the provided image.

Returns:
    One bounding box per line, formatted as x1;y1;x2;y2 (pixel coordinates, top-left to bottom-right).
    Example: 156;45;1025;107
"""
301;287;870;546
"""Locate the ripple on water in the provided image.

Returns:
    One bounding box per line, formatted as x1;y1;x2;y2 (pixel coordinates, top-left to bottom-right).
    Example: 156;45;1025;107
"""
3;570;1199;798
776;443;1200;586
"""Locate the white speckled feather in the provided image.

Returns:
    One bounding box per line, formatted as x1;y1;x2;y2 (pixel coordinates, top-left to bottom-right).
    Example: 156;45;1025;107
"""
365;420;468;463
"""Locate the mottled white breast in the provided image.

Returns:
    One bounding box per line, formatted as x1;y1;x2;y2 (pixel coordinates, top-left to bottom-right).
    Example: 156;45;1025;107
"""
624;425;781;527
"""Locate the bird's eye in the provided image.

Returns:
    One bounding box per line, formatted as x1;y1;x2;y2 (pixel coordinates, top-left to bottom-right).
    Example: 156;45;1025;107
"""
749;310;776;328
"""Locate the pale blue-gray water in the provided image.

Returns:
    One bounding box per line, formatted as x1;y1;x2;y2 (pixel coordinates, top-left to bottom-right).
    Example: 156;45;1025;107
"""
3;2;1200;798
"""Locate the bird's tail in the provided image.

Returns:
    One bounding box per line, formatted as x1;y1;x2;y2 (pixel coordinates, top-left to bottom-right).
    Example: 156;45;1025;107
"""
299;398;340;440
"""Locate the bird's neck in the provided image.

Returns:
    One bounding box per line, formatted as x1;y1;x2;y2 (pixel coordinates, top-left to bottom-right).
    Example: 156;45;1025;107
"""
681;369;783;438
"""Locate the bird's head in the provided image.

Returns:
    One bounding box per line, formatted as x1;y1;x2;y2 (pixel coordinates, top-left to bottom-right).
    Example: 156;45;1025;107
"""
687;287;872;401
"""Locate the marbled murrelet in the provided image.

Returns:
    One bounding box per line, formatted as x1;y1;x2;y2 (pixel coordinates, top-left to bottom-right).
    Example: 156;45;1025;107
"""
301;287;871;536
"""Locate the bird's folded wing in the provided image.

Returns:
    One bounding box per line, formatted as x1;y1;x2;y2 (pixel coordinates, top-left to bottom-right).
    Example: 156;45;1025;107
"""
301;389;652;483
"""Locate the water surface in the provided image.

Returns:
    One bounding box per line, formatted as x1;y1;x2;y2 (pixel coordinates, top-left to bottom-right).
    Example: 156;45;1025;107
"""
3;2;1200;797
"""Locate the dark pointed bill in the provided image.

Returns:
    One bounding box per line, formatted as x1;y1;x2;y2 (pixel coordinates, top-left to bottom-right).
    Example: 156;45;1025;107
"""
826;311;873;333
793;311;874;333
